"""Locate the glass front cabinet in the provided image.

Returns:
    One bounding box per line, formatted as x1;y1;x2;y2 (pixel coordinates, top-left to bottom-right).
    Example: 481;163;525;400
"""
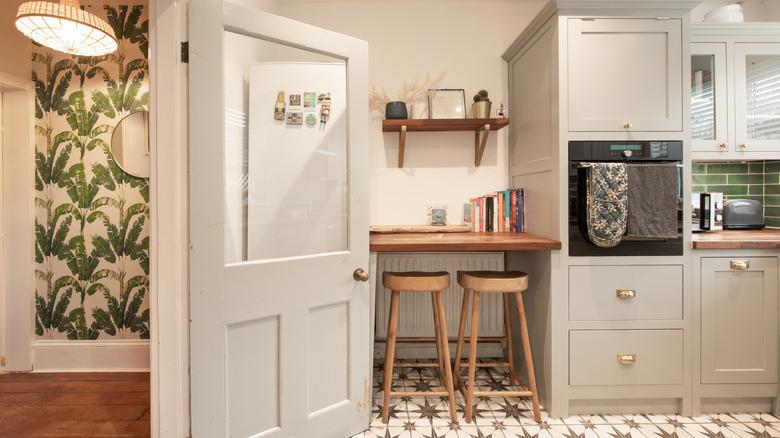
691;26;780;158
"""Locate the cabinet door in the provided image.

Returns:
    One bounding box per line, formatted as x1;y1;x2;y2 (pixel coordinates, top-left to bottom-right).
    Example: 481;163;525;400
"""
734;43;780;153
568;18;682;132
701;257;778;384
691;43;729;153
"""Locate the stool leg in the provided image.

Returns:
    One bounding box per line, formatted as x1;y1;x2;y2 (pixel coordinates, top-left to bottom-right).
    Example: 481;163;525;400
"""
464;290;481;424
382;290;400;423
503;293;516;384
434;290;458;421
453;288;470;389
431;292;446;382
514;291;541;423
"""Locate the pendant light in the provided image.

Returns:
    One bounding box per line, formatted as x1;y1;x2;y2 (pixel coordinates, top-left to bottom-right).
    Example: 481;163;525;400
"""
15;0;118;57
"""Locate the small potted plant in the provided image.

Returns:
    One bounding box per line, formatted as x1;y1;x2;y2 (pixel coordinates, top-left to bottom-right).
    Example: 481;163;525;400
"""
472;89;492;118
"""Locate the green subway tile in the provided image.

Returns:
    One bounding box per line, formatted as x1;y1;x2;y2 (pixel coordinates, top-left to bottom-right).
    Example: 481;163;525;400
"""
706;185;748;195
707;163;749;174
765;195;780;206
765;206;780;217
766;161;780;173
765;217;780;228
766;184;780;195
765;173;780;184
750;162;765;173
729;174;763;184
749;185;765;195
692;163;706;174
692;185;707;193
692;175;707;184
706;174;728;184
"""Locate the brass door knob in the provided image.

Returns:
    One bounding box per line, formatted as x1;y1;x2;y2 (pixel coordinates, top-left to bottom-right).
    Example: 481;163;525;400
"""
739;143;749;150
623;122;633;129
719;143;728;150
353;268;369;282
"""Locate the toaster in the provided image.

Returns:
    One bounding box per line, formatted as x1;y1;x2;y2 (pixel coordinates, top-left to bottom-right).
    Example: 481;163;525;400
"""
723;199;764;230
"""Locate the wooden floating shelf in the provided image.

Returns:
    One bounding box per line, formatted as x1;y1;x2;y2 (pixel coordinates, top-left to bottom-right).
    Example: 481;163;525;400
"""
382;118;510;168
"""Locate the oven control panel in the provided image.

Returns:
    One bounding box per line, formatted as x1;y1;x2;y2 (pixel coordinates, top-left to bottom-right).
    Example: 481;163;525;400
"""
568;141;683;161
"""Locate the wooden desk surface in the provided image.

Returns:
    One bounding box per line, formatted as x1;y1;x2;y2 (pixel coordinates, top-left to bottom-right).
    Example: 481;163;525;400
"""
691;228;780;250
369;232;562;252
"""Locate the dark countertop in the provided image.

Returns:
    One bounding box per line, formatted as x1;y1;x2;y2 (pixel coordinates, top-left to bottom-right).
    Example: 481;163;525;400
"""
369;232;562;252
691;229;780;250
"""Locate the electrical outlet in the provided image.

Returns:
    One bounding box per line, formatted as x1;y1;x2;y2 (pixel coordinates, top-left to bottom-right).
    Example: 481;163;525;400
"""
426;202;447;216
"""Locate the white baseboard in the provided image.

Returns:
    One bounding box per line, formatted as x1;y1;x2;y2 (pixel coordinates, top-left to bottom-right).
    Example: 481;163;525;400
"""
32;340;150;372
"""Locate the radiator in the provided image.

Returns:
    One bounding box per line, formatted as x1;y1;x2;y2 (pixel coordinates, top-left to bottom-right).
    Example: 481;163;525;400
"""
374;253;505;358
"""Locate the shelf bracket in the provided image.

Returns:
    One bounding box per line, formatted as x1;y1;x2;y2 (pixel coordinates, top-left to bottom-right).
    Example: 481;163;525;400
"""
398;125;407;167
474;123;490;167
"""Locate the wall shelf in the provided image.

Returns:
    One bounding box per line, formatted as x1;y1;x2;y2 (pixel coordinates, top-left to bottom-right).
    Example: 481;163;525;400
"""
382;118;510;167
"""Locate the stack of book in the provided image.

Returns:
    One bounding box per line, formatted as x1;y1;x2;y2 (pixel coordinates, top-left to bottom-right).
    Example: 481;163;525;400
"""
467;189;526;232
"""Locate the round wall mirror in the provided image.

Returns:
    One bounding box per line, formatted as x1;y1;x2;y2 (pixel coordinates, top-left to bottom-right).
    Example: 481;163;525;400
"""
111;111;150;178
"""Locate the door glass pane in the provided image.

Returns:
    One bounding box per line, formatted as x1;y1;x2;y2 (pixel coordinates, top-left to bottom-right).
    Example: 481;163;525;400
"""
746;55;780;140
224;31;348;263
692;54;716;140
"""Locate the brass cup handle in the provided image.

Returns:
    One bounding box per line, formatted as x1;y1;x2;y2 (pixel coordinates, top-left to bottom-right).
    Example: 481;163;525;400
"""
616;289;636;300
617;354;637;365
730;260;750;271
623;122;633;129
353;268;369;282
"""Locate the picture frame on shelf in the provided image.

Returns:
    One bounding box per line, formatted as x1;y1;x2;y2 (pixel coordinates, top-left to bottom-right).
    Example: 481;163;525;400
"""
428;88;466;119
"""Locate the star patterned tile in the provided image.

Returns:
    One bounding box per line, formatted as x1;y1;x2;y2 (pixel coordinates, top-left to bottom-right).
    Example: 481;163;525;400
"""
350;359;780;438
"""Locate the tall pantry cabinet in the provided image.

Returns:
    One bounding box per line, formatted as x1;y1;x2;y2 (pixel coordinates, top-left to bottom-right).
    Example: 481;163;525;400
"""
502;0;696;418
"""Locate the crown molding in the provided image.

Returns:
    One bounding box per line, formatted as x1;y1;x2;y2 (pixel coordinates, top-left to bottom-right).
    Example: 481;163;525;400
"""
691;22;780;38
555;0;699;11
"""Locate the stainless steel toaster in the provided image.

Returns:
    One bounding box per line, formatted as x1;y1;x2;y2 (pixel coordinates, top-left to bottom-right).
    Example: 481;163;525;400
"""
723;199;764;230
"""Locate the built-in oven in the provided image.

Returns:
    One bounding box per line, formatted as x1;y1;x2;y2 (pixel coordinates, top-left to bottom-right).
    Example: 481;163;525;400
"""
568;141;684;257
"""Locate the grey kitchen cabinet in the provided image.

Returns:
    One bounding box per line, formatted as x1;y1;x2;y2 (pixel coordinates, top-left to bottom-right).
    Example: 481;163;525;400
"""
700;256;778;384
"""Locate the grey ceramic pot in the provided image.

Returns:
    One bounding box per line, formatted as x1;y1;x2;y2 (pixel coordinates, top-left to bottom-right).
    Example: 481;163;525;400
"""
385;101;408;119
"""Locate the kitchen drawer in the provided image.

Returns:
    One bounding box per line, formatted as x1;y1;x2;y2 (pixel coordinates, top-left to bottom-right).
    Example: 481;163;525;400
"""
569;265;683;321
569;330;683;386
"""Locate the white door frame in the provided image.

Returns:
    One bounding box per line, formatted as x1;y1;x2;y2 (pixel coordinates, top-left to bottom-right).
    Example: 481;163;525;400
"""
0;71;35;372
148;0;190;436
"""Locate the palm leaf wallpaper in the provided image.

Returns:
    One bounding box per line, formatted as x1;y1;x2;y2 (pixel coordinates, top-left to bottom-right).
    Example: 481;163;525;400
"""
33;2;150;340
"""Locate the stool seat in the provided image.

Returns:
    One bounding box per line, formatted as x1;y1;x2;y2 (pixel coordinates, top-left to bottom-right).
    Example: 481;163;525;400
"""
383;271;450;291
457;270;528;292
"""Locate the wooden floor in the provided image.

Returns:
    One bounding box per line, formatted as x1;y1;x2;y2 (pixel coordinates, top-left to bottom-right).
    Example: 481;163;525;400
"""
0;372;150;438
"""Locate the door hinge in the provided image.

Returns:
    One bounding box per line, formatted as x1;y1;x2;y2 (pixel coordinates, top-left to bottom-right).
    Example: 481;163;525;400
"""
181;42;189;63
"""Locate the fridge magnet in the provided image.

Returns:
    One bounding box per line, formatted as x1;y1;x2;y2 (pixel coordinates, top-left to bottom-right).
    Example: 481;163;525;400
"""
304;92;317;110
274;91;285;121
320;104;331;124
305;113;317;127
317;92;331;104
286;111;303;125
288;93;302;109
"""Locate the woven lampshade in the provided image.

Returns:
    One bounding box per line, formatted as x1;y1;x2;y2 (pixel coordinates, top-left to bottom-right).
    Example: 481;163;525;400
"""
15;0;118;57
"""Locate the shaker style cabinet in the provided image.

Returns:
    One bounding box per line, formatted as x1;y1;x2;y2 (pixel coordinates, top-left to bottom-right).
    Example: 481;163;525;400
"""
700;256;778;384
691;26;780;157
568;18;683;132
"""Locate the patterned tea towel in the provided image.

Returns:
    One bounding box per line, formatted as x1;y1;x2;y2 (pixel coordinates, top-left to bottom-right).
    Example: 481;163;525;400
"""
586;162;627;248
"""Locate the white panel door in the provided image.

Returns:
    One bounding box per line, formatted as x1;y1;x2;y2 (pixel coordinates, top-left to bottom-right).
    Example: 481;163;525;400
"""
700;257;778;384
568;18;683;132
734;43;780;153
189;2;370;437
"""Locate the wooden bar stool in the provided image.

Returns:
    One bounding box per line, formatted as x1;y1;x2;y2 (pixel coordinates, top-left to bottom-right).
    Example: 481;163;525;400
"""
453;270;541;424
381;271;457;423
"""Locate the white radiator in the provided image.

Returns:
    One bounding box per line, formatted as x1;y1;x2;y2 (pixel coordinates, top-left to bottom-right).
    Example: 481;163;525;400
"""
374;253;505;359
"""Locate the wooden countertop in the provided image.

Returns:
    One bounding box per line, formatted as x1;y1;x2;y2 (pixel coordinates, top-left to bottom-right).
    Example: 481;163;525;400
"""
369;232;561;252
691;229;780;250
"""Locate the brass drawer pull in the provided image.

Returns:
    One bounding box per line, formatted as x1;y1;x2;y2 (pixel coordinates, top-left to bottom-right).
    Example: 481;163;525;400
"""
616;289;636;300
617;354;637;365
730;260;750;271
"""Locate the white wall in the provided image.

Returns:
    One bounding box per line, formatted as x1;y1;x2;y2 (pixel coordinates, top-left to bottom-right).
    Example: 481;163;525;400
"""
691;0;780;22
279;0;546;225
